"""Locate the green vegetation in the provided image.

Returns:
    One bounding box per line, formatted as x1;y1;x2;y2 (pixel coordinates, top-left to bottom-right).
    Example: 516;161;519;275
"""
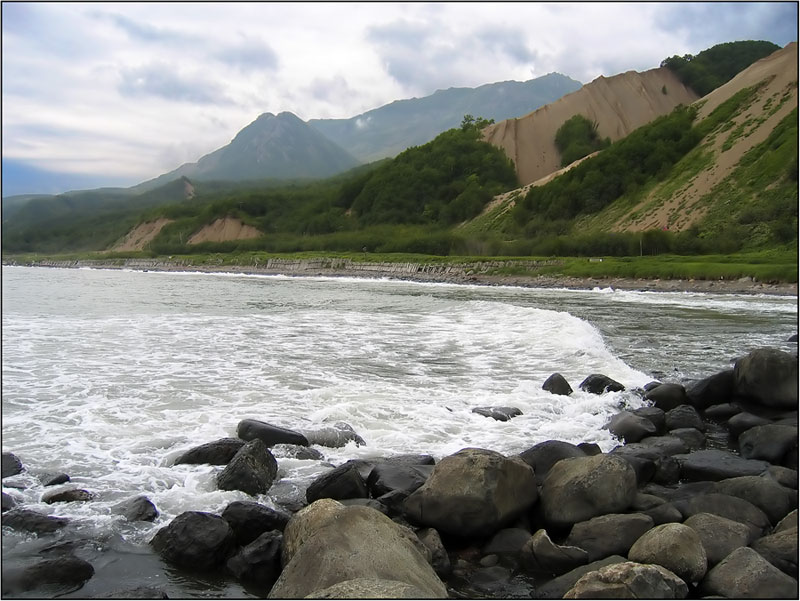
661;40;780;96
554;114;611;166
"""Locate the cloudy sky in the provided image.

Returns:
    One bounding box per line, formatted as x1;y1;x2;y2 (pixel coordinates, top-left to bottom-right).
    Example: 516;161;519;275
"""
2;1;797;196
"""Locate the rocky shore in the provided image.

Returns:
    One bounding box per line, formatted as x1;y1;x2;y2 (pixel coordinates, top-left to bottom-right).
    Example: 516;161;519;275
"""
8;257;799;296
2;346;798;599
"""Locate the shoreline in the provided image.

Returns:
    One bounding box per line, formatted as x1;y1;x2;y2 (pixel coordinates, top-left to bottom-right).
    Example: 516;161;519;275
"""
5;257;798;296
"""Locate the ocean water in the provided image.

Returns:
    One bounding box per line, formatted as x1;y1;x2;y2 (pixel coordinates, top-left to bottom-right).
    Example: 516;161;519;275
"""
2;266;796;596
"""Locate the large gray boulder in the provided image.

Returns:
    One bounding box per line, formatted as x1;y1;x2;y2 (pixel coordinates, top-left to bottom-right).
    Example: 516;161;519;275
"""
216;439;278;496
403;448;537;539
307;578;436;598
226;530;283;590
675;449;769;481
540;454;636;528
306;461;369;503
2;509;69;534
683;512;754;566
535;555;628;599
738;424;797;464
281;498;346;567
672;493;770;540
517;440;586;486
221;501;290;545
565;513;654;562
712;475;797;526
237;418;309;447
604;410;657;444
645;383;689;411
150;511;237;569
750;527;798;577
734;348;798;408
268;503;447;598
665;405;706;432
699;546;798;598
685;369;735;410
563;561;688;599
174;438;245;465
2;452;23;478
628;523;707;584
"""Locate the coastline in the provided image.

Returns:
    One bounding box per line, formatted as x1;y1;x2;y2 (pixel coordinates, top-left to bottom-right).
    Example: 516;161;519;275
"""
5;257;798;296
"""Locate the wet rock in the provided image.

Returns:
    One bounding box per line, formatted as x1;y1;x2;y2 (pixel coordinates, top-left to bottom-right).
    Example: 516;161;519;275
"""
675;449;769;481
403;448;537;539
604;410;657;443
738;424;798;464
563;561;688;599
750;527;798;576
174;437;245;465
734;348;798;408
579;374;625;394
699;547;798;598
672;492;771;539
41;473;71;486
13;556;94;595
683;512;753;566
42;488;93;504
727;411;771;437
685;369;735;410
150;511;237;569
635;434;690;456
270;443;324;460
521;528;589;576
535;555;628;599
642;502;684;526
665;404;706;431
631;406;667;435
114;495;158;522
2;508;69;533
105;586;169;599
226;530;283;590
609;443;679;486
540;454;636;528
2;452;23;478
542;373;573;396
2;491;16;512
417;527;451;577
472;406;522;421
281;498;346;566
645;382;689;411
237;418;308;447
303;421;366;447
576;442;602;455
628;522;707;584
367;463;432;498
217;438;277;496
712;475;796;526
517;440;586;486
379;453;436;466
565;513;654;562
669;427;706;450
703;402;742;421
222;500;291;545
306;461;369;503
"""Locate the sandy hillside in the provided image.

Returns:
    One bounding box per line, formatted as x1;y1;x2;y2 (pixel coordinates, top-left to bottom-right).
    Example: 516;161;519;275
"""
187;217;263;244
112;218;173;252
483;67;699;186
614;42;798;232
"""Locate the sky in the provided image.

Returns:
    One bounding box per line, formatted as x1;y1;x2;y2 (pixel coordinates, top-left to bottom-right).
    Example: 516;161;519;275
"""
2;1;797;196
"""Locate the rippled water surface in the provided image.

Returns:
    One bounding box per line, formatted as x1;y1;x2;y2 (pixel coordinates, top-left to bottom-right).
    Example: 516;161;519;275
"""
2;266;796;595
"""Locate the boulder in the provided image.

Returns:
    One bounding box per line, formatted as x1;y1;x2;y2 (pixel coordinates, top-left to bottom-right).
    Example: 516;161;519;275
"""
542;373;573;396
2;452;23;478
226;530;283;590
628;522;707;584
579;374;625;394
563;561;688;599
669;428;706;450
634;434;689;456
712;475;796;526
221;501;291;545
699;546;798;598
672;493;771;540
281;498;347;566
306;462;369;503
216;438;278;496
403;448;537;539
521;529;589;576
481;527;531;557
14;556;94;595
517;440;586;485
643;502;684;526
302;421;366;447
535;555;628;599
645;383;689;411
727;411;771;437
610;444;679;486
308;578;437;598
2;491;16;512
268;504;447;598
366;463;432;498
577;442;602;456
237;419;308;447
665;405;706;431
685;370;735;410
734;348;798;408
750;527;797;577
683;512;753;566
774;509;798;533
565;513;654;562
738;424;797;464
174;437;245;465
703;402;742;421
114;495;158;522
41;473;70;486
631;406;667;435
2;509;69;533
417;527;451;577
540;454;636;528
150;511;237;569
42;489;93;504
472;406;522;421
604;410;657;443
379;454;436;466
675;449;769;481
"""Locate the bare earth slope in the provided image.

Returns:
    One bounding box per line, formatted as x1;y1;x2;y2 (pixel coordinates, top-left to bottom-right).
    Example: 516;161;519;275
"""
111;218;173;252
483;67;699;186
187;217;263;245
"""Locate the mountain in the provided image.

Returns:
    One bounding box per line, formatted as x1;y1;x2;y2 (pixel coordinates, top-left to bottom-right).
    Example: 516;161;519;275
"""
309;73;583;163
135;111;361;191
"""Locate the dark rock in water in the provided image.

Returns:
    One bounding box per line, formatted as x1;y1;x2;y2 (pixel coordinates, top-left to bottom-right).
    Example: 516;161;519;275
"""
11;556;95;595
481;527;531;557
631;406;667;435
303;421;366;447
750;527;798;577
105;586;169;599
535;555;628;599
604;410;656;443
565;513;654;562
237;418;309;447
727;411;771;437
403;448;537;539
734;348;798;408
366;463;432;498
521;528;589;576
42;488;93;504
150;511;237;569
579;374;625;394
543;373;573;396
517;440;586;485
644;382;688;411
699;547;798;599
2;452;23;478
114;495;158;522
675;449;770;481
738;424;797;464
226;530;283;590
788;334;798;342
712;475;796;526
41;473;70;486
540;454;637;528
2;508;69;533
686;369;735;410
217;439;278;496
380;453;436;466
665;404;706;431
673;492;771;539
271;443;324;460
472;406;522;421
669;427;706;451
222;501;291;545
562;561;688;599
576;442;602;456
2;491;16;512
306;462;369;503
683;512;753;566
174;438;245;465
703;402;742;421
